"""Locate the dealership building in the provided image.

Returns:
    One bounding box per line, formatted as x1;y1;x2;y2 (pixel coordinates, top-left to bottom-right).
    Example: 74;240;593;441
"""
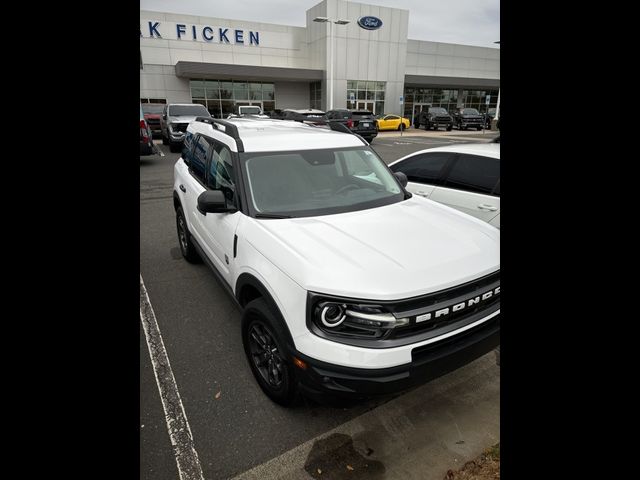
140;0;499;120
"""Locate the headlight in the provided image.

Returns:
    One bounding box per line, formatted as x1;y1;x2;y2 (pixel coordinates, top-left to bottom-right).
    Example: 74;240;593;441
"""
313;300;409;339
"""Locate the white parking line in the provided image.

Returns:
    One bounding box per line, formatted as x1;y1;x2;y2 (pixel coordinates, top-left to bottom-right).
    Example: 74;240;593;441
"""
140;274;205;480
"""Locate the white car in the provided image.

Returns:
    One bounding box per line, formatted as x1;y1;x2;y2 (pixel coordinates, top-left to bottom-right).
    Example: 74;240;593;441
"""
173;117;500;405
389;144;500;228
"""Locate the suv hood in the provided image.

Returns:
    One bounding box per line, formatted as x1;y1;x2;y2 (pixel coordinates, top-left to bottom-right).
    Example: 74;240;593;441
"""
169;115;200;123
244;197;499;300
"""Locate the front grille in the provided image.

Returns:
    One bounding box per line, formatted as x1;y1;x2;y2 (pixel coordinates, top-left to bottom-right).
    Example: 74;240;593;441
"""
173;123;188;133
435;116;451;122
386;270;499;338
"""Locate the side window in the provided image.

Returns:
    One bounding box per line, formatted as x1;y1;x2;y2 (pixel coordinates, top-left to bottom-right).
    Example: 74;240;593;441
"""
190;135;213;183
443;154;500;195
390;152;453;185
207;141;236;203
182;131;194;166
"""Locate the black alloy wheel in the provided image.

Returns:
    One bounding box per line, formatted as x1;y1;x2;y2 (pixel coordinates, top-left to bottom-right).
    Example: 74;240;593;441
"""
176;207;200;263
247;322;285;389
242;298;298;406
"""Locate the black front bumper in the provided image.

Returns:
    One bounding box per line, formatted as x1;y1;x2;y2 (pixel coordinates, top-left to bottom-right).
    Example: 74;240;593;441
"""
294;314;499;400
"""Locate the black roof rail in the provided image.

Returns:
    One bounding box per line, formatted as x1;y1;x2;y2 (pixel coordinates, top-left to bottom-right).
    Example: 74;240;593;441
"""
195;117;245;152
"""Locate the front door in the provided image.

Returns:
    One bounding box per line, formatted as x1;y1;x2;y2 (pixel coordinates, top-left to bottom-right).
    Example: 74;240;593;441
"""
357;101;375;114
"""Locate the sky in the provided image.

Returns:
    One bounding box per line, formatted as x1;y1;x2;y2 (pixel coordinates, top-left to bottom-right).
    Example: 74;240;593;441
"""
140;0;500;48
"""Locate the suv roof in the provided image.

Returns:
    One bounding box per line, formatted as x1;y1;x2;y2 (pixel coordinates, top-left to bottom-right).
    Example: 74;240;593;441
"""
188;117;364;153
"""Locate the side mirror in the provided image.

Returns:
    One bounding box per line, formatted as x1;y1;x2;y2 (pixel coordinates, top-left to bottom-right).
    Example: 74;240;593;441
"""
394;171;408;187
197;190;237;215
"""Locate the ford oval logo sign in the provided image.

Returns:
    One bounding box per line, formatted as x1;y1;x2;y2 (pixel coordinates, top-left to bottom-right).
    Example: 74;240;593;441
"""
357;16;383;30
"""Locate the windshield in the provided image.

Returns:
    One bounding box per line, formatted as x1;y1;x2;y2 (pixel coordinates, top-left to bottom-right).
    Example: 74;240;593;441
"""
241;147;404;217
240;106;262;114
429;108;448;115
142;104;165;114
462;108;480;115
168;105;209;116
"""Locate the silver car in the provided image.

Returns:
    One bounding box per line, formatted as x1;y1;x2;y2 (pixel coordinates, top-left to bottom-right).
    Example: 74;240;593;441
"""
161;103;211;152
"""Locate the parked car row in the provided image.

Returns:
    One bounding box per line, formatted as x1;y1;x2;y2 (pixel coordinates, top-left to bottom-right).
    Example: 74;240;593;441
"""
414;107;497;131
143;101;499;155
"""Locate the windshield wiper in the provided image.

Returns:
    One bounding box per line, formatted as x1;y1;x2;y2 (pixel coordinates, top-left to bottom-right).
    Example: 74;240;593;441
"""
255;213;292;219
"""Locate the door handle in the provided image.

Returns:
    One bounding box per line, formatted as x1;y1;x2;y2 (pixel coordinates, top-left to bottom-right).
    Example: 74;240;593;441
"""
477;204;497;211
179;184;186;193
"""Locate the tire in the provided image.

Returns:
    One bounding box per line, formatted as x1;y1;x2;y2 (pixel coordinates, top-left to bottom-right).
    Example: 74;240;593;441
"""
477;126;482;131
446;125;453;131
176;206;201;263
169;141;182;153
162;132;169;145
397;123;405;131
242;298;298;406
414;120;420;129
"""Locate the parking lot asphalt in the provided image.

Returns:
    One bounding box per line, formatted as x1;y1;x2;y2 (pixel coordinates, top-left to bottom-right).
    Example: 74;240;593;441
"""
140;130;498;480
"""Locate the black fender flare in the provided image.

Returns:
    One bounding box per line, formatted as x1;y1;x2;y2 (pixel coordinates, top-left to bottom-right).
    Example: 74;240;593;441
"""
235;273;297;354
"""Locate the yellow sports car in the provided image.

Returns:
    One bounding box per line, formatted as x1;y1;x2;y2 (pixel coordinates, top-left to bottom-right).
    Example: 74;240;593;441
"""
376;114;410;131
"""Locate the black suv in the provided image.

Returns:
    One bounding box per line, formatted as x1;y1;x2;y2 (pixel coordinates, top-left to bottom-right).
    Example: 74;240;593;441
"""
452;108;485;131
416;107;453;131
324;109;378;143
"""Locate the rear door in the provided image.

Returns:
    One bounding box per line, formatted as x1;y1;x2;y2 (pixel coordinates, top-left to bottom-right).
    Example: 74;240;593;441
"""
389;151;455;198
429;153;500;222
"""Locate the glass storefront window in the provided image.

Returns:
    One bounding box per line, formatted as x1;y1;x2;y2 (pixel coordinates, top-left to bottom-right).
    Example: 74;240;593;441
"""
205;81;219;99
220;101;235;117
249;83;262;100
263;101;275;112
233;82;248;100
346;80;386;114
190;80;205;99
220;82;233;99
189;79;276;118
263;84;275;101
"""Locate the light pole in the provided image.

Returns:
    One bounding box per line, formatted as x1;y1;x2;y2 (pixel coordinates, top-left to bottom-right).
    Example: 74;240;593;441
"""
314;16;350;111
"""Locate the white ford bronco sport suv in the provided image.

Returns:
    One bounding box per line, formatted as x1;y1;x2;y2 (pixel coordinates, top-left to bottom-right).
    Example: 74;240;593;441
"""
173;117;500;406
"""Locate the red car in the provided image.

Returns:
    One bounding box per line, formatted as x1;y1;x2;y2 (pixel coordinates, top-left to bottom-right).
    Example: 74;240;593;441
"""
141;103;164;136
